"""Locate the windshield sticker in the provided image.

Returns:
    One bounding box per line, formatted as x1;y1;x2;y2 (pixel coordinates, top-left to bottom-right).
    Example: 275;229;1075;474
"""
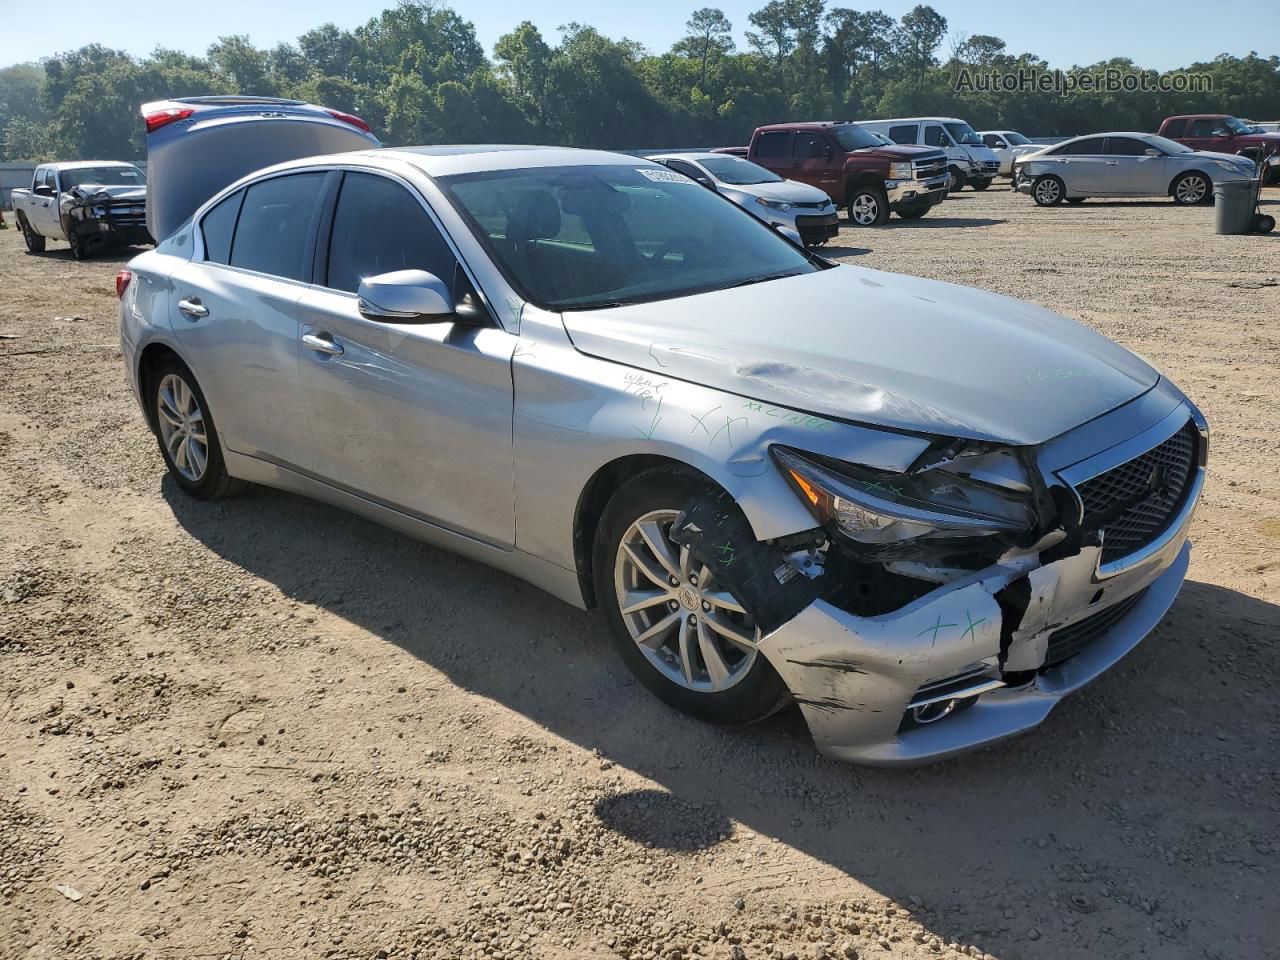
637;167;692;183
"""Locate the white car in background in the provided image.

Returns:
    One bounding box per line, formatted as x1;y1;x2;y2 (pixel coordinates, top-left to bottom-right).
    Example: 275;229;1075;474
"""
649;153;839;247
1013;132;1256;206
979;131;1042;176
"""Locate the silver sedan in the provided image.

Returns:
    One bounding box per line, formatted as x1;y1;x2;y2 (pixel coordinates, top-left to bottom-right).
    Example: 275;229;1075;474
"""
650;153;839;247
120;144;1207;765
1014;132;1255;205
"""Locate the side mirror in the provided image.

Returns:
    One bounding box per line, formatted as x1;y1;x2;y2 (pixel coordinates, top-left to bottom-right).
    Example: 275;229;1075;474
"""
357;269;455;323
773;224;803;246
1144;148;1161;157
34;184;54;197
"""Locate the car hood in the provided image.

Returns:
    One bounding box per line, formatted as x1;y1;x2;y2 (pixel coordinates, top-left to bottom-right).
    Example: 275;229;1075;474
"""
561;265;1159;446
729;179;833;204
1193;150;1258;166
852;144;942;162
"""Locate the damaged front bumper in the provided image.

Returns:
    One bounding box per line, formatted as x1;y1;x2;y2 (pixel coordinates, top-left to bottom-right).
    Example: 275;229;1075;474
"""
753;400;1206;766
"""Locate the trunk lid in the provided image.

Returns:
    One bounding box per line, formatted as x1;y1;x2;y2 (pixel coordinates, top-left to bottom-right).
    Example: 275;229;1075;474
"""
141;96;381;241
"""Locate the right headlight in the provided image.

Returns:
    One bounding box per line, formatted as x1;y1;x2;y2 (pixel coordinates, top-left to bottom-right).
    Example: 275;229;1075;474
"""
772;446;1036;545
887;161;914;180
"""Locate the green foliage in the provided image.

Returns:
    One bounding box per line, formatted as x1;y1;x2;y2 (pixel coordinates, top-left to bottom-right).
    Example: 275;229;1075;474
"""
2;1;1278;162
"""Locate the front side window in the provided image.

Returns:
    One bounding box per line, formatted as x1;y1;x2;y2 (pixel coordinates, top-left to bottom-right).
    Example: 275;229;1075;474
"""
1005;132;1031;145
326;173;456;295
982;134;1005;148
228;172;326;282
659;158;706;181
754;132;791;158
441;164;819;311
1187;118;1220;137
201;190;244;264
793;132;828;158
1106;137;1149;156
923;125;948;147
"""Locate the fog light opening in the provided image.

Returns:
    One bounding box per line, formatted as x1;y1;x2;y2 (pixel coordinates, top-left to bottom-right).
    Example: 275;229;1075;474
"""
911;698;958;725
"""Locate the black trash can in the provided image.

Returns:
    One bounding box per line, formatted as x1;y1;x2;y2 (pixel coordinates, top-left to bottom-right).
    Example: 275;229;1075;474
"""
1213;179;1256;235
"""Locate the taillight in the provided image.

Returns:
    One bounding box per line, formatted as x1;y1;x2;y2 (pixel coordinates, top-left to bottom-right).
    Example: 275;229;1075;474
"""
144;107;193;133
325;109;372;133
115;270;132;299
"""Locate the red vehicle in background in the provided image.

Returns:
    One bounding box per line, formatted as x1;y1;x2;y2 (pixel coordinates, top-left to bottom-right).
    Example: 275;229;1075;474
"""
1157;114;1280;183
718;121;950;226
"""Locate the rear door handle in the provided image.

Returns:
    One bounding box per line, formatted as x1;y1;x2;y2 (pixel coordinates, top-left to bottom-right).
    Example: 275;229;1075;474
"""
302;333;344;356
1105;161;1119;165
178;297;209;318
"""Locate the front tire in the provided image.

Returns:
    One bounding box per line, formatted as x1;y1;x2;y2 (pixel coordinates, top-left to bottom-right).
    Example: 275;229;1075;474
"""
69;231;88;260
947;166;967;192
1032;175;1065;206
896;203;931;220
18;215;45;253
971;178;992;191
149;358;244;499
1172;172;1211;205
593;466;789;724
846;185;889;226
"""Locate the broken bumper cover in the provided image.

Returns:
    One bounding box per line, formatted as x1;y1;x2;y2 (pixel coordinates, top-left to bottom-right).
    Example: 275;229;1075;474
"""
759;501;1196;766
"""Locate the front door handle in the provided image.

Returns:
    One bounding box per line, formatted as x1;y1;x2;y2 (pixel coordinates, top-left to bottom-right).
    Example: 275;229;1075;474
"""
302;333;344;356
178;297;209;318
1105;161;1119;165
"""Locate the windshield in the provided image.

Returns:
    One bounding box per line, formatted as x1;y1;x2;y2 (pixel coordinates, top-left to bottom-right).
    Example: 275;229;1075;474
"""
1221;116;1252;135
944;122;983;146
441;164;819;311
60;166;146;190
831;124;885;151
1004;132;1031;145
698;156;784;185
1145;135;1193;155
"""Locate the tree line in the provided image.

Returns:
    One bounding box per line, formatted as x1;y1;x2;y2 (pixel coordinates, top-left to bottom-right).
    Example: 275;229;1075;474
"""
1;0;1277;162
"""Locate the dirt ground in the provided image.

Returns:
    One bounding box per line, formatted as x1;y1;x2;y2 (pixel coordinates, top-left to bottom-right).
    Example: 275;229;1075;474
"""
1;185;1278;960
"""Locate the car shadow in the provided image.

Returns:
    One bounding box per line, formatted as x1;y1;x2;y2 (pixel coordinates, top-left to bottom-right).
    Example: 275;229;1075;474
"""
891;216;1005;228
161;477;1275;955
22;244;150;263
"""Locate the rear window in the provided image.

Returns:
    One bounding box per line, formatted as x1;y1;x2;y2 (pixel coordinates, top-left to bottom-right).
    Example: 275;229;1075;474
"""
754;132;791;158
228;173;326;282
201;190;244;264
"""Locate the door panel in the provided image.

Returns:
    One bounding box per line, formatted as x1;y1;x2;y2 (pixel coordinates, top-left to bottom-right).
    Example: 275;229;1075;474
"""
167;261;307;462
296;290;517;546
791;132;835;191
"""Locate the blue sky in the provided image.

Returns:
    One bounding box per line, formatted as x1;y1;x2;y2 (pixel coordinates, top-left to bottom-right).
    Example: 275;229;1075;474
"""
1;0;1276;71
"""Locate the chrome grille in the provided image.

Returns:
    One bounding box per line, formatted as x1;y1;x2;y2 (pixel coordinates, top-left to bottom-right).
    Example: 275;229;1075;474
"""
1043;588;1147;667
982;160;999;171
912;157;947;178
1075;421;1197;564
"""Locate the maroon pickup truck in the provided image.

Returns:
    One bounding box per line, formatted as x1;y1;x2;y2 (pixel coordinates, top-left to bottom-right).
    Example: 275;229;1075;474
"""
718;122;950;226
1157;114;1280;182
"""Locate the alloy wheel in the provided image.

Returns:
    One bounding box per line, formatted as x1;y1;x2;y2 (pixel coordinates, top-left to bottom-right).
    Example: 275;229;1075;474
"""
1175;175;1208;204
1034;178;1061;205
850;194;881;226
613;509;760;693
156;373;209;482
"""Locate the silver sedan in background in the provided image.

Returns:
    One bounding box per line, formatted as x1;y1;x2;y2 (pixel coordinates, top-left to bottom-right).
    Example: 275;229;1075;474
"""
121;141;1207;766
650;152;839;246
1014;132;1256;205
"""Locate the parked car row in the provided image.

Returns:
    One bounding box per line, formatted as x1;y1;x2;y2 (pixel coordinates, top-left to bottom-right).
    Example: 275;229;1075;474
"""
110;95;1209;766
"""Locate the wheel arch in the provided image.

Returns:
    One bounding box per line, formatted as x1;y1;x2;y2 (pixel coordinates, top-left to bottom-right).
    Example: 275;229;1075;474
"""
1168;168;1210;196
136;342;189;433
573;454;727;608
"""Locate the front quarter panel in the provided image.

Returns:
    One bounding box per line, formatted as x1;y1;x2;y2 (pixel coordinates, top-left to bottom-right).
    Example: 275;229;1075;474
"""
510;305;934;575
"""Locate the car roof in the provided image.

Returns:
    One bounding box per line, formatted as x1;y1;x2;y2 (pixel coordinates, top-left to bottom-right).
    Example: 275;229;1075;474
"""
1165;113;1228;120
647;152;728;162
45;160;140;170
256;145;663;179
753;121;855;132
861;117;967;124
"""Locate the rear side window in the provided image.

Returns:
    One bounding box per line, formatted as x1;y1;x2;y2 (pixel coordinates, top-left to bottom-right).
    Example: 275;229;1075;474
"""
229;173;326;281
201;190;244;264
888;124;917;144
754;132;791;158
1064;138;1105;155
923;125;947;147
325;172;457;295
1106;137;1149;156
1162;118;1187;138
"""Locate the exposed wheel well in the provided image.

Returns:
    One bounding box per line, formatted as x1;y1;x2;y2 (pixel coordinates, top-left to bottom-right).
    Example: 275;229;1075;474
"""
136;343;186;432
15;210;30;227
573;454;723;608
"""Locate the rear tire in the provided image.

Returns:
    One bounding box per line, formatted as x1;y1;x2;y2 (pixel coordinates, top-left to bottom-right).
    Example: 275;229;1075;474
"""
971;178;992;191
846;185;889;226
148;358;245;500
18;214;45;253
1172;172;1211;205
593;466;790;725
1032;175;1065;206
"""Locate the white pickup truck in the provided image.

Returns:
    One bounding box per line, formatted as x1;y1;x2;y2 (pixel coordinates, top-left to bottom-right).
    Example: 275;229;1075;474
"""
12;161;151;259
